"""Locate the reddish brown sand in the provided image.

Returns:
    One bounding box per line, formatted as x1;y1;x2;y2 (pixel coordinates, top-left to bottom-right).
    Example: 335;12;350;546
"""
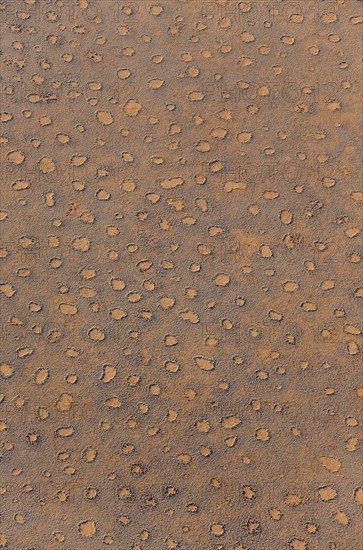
0;1;362;549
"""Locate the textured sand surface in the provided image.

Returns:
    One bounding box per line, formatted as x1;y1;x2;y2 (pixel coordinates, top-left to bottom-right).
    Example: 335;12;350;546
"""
0;0;362;548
